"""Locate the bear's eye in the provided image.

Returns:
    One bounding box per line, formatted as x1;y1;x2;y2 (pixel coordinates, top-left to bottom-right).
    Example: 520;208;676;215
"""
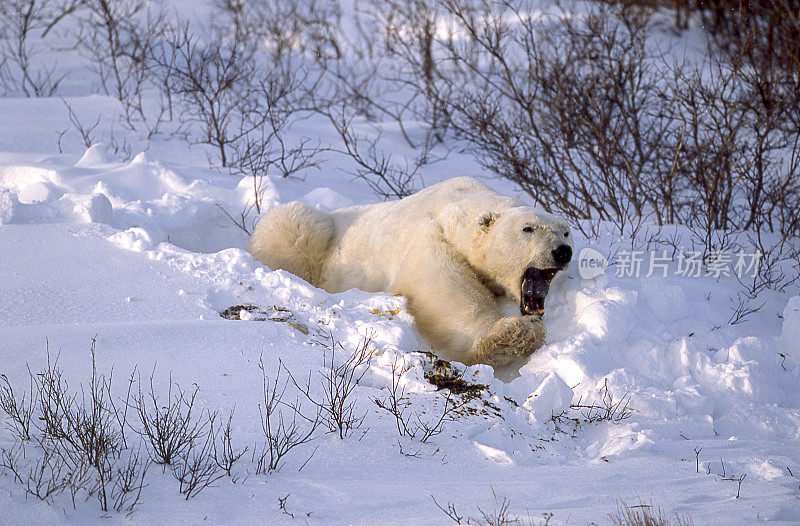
522;226;534;233
564;232;569;238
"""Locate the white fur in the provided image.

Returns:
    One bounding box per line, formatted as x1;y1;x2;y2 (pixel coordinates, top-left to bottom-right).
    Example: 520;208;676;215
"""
248;177;573;366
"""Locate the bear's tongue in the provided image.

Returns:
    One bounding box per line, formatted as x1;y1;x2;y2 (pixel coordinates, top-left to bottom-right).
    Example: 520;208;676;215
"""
520;267;557;316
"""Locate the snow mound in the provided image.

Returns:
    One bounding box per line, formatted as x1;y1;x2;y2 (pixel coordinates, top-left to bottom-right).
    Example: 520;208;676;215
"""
108;227;155;252
300;187;355;211
0;155;258;252
57;192;113;224
74;144;114;167
0;188;18;224
641;278;687;322
523;371;574;424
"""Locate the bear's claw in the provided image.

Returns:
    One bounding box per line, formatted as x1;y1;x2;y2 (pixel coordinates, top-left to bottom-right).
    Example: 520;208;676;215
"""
471;316;546;367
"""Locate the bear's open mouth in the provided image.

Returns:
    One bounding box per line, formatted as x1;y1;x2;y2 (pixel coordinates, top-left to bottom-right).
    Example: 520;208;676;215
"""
520;267;560;316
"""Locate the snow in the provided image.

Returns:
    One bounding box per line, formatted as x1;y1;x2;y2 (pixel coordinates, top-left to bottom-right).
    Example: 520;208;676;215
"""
780;297;800;364
523;372;574;425
1;2;799;525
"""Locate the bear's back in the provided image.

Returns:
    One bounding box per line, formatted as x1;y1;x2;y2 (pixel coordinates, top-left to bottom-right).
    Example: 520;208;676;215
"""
320;177;523;293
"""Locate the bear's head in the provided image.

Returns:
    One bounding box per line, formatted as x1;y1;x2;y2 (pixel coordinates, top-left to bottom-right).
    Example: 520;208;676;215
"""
477;206;573;316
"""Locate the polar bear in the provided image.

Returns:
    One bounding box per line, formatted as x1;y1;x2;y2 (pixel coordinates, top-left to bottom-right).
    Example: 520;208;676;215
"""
248;177;573;366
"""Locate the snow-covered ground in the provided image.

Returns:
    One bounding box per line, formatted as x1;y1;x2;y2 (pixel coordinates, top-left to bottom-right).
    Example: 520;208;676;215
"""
1;2;800;525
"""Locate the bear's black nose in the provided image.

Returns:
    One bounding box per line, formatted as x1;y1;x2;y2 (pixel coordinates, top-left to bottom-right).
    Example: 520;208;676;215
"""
552;245;572;267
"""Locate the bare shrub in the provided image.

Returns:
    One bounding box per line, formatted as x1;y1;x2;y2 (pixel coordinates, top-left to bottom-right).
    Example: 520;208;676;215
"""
172;425;224;500
550;379;633;436
702;457;748;498
253;357;320;474
111;447;149;514
0;343;259;513
61;98;100;149
724;473;747;499
74;0;169;136
727;294;766;326
725;229;799;325
134;372;210;467
0;341;149;514
211;0;336;185
321;104;437;199
308;0;800;236
432;495;466;524
610;501;692;526
374;358;464;443
149;23;258;166
226;69;325;227
216;107;324;235
0;444;73;503
0;0;79;96
150;19;319;173
35;341;130;512
213;0;342;64
696;0;800;77
286;333;372;439
213;409;247;477
476;493;515;526
232;123;324;183
569;379;633;424
110;367;137;451
742;232;800;295
433;490;555;525
0;372;36;441
356;0;452;140
238;0;448;199
350;1;680;228
662;50;800;256
357;0;799;245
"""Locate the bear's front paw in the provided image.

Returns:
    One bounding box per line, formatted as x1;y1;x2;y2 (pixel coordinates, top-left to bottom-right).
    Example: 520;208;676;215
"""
471;316;546;367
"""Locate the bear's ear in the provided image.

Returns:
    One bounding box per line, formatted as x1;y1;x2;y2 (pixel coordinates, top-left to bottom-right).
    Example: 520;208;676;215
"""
478;212;498;232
